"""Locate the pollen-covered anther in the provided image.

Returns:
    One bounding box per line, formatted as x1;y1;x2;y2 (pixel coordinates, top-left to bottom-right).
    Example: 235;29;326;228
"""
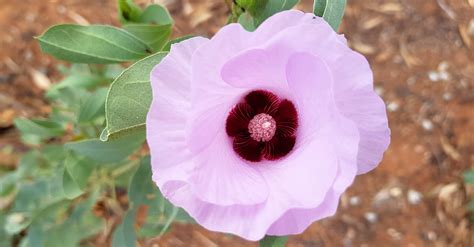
248;113;276;142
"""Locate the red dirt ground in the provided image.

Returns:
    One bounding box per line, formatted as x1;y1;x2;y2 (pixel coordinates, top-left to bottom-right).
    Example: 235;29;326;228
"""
0;0;473;246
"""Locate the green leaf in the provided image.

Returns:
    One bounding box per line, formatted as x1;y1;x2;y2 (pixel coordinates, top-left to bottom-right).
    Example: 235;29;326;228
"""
238;12;257;31
313;0;346;31
77;87;108;123
253;0;298;26
259;236;288;247
103;52;167;140
313;0;326;16
464;170;474;184
124;24;172;51
162;35;194;51
236;0;268;17
14;118;64;138
137;4;173;25
37;24;150;64
129;156;190;237
118;0;143;23
112;209;137;247
30;192;102;247
62;155;94;199
65;131;145;163
46;74;104;99
119;0;173;25
128;156;154;205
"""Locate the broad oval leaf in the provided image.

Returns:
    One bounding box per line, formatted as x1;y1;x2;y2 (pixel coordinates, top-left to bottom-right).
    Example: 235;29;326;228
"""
253;0;298;26
65;131;145;163
238;12;257;31
313;0;347;31
103;52;167;140
14;118;64;138
62;155;94;199
77;88;108;123
128;156;154;205
37;24;150;64
236;0;268;16
124;24;172;51
138;4;173;25
111;209;137;247
118;0;143;24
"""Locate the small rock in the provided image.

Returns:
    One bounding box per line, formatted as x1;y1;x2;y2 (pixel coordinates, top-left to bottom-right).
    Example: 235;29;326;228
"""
387;102;399;112
29;68;51;90
374;189;391;204
407;189;423;205
387;228;403;241
426;231;437;241
468;19;474;35
364;212;378;223
375;86;384;96
421;119;433;131
438;71;450;81
438;61;449;71
443;92;452;101
389;187;403;197
349;196;361;206
428;71;440;81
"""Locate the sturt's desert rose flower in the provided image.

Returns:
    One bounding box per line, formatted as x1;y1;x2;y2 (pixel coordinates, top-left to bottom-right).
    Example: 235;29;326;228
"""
146;10;390;241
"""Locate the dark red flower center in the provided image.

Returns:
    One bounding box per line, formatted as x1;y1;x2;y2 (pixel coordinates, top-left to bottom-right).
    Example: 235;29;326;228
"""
225;90;298;162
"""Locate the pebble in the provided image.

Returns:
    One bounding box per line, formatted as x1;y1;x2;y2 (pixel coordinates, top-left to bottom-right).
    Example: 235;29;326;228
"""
438;71;450;81
349;196;361;206
387;228;403;241
443;92;452;101
421;119;433;131
426;231;437;241
468;19;474;35
375;86;384;96
364;212;378;223
387;102;399;112
428;71;440;81
438;61;449;71
389;187;403;197
373;189;391;204
407;189;423;205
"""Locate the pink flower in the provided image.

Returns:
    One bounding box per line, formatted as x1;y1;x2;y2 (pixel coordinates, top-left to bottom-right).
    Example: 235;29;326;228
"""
146;10;390;241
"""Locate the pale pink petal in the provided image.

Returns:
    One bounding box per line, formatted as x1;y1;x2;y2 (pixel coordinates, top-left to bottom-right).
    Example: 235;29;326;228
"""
332;51;390;174
252;10;347;45
220;48;288;92
186;24;251;153
260;21;390;174
265;189;339;235
284;52;336;144
147;37;209;171
189;131;269;205
148;36;268;206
